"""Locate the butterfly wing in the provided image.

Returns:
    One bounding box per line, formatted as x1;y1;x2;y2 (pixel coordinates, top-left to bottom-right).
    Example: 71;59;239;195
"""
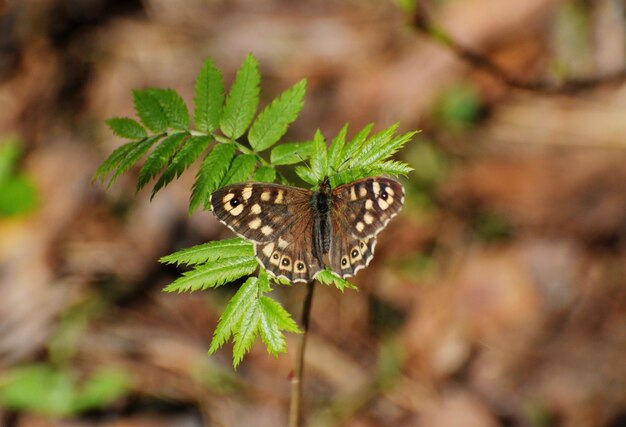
210;183;322;283
328;177;405;277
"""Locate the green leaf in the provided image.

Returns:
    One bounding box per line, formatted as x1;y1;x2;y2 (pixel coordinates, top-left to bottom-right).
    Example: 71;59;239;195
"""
106;117;147;140
220;154;257;186
0;137;21;183
341;123;373;168
309;129;328;184
329;166;375;188
160;238;254;266
253;166;276;183
133;89;168;133
233;300;261;367
151;135;211;198
259;296;300;334
108;135;162;187
137;132;187;190
315;269;358;292
328;123;348;170
194;58;224;133
295;165;317;186
220;54;260;139
248;79;306;152
163;255;258;293
375;160;413;176
93;141;137;183
149;88;190;131
0;176;38;217
72;368;130;413
209;277;258;354
352;125;417;167
270;141;313;165
189;143;236;213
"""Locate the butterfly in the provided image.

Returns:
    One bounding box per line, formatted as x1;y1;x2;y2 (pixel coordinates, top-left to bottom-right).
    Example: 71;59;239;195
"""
209;176;404;283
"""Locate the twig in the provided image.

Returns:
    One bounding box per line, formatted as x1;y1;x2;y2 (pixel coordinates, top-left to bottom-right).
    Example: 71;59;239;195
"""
289;280;316;427
410;2;626;94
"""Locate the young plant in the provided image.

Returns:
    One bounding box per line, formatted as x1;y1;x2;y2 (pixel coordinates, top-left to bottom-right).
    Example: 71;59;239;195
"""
95;54;416;421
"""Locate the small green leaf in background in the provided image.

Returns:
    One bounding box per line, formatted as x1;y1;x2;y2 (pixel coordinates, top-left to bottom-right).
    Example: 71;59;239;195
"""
105;117;148;140
151;135;211;198
133;89;168;133
220;54;260;140
433;83;482;131
189;142;236;213
0;137;38;217
270;141;313;166
160;238;254;266
248;79;306;152
194;58;225;133
0;364;130;416
220;154;257;187
137;132;188;190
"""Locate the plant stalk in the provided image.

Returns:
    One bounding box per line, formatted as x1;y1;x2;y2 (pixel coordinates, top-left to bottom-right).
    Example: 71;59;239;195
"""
289;280;316;427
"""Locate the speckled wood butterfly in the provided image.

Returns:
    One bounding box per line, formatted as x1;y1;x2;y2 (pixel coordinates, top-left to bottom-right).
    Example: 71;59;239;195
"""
210;176;404;283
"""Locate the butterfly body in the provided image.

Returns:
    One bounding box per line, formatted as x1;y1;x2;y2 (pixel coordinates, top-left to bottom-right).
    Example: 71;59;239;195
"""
210;176;404;283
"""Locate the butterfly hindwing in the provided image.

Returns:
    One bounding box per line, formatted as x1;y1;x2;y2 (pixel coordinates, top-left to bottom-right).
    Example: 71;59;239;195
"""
210;183;312;243
254;215;323;283
332;177;405;239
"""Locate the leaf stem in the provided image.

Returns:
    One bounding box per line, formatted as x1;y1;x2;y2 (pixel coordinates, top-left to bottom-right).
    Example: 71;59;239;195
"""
289;280;315;427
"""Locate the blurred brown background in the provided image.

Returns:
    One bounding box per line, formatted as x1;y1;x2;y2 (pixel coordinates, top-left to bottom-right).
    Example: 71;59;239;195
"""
1;0;625;426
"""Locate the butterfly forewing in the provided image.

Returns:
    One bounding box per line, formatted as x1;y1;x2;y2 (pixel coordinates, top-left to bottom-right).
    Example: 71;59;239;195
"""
332;177;405;239
210;183;312;243
210;183;322;282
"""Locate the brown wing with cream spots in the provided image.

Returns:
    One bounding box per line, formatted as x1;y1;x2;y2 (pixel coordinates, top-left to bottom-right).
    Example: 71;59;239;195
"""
331;177;405;240
254;214;323;283
210;183;312;243
327;228;377;278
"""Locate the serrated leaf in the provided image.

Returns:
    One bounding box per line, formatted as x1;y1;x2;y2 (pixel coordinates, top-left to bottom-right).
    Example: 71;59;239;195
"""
149;88;190;131
133;89;168;133
329;166;375;188
189;143;236;213
93;141;137;183
220;154;257;186
220;54;260;139
259;296;300;334
137;132;187;190
270;141;313;165
328;123;348;170
253;166;276;183
151;135;211;198
248;80;306;152
163;256;258;293
106;118;147;140
160;238;254;266
209;277;258;354
107;135;162;187
315;269;358;292
233;300;261;367
375;160;413;176
341;123;373;169
295;165;317;186
352;126;417;167
194;59;224;133
309;130;328;184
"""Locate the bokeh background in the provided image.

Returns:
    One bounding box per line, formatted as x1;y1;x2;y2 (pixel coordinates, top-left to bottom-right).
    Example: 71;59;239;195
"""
1;0;626;426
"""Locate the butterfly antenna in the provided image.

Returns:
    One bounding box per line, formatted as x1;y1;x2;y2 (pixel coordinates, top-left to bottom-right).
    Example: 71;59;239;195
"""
333;156;352;173
296;153;312;172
